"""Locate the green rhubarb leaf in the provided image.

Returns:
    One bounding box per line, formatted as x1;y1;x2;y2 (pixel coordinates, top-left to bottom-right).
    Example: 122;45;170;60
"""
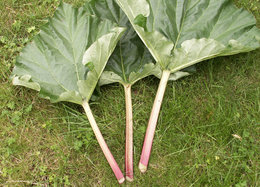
116;0;260;74
12;2;125;104
84;0;157;86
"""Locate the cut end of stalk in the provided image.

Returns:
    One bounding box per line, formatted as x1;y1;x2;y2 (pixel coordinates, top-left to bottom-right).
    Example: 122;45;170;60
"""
118;177;125;184
139;162;147;173
126;176;134;182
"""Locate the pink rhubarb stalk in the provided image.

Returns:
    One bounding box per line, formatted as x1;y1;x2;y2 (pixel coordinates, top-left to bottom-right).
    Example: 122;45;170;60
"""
82;101;125;184
139;70;171;173
124;84;134;182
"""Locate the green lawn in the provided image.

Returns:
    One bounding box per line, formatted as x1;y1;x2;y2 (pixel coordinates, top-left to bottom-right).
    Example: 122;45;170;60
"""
0;0;259;186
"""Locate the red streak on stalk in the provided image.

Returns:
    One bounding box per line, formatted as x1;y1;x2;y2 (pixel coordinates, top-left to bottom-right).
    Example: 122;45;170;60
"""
82;101;125;184
124;85;134;182
139;70;171;172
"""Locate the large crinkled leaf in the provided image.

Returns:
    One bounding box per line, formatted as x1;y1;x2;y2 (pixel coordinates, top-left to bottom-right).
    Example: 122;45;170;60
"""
116;0;260;73
12;2;125;105
84;0;157;86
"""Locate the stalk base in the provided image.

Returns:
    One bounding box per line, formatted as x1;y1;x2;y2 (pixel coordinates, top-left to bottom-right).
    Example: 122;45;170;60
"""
118;177;125;184
139;162;147;173
126;176;134;182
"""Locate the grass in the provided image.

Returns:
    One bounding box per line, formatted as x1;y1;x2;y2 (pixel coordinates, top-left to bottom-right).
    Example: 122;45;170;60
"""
0;0;259;186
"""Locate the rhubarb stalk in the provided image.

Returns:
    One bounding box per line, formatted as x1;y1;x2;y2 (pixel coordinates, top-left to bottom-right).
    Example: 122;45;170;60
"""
139;70;171;173
124;84;134;181
82;101;125;184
